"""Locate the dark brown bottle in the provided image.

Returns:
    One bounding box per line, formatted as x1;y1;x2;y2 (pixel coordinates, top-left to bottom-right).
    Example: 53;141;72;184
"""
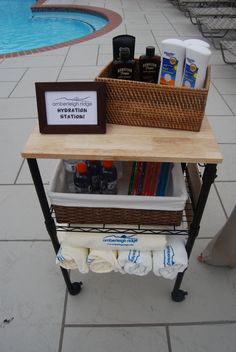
112;47;135;80
139;46;160;83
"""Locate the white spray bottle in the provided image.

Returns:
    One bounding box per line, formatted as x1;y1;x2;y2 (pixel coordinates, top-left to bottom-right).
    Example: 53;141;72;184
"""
182;45;211;88
184;39;210;49
158;39;186;87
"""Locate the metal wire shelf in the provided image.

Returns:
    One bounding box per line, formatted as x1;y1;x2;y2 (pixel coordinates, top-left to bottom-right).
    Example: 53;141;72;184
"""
50;163;202;237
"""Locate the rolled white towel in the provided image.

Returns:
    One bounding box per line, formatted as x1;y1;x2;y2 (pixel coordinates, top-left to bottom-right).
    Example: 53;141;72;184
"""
56;245;89;273
57;231;166;251
87;249;118;273
153;236;188;279
118;250;152;276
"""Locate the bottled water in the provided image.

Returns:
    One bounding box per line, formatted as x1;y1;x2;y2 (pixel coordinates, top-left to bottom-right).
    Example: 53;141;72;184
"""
87;160;101;193
63;160;78;192
100;160;118;194
74;161;92;194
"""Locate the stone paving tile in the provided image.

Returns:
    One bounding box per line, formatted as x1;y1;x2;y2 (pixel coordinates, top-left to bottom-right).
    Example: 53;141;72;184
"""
169;324;236;352
0;68;26;81
208;115;236;143
211;65;236;79
198;186;226;238
64;45;99;66
212;78;236;95
206;84;233;116
9;67;61;97
0;242;65;352
217;144;236;181
215;182;236;217
0;98;37;119
0;185;49;240
0;82;17;97
17;159;58;185
0;55;65;68
58;65;101;80
0;119;35;184
62;326;169;352
97;53;113;66
223;95;236;115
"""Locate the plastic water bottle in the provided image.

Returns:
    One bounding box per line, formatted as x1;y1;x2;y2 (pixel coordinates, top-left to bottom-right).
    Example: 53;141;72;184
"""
63;160;78;192
100;160;118;194
74;161;92;194
87;160;101;193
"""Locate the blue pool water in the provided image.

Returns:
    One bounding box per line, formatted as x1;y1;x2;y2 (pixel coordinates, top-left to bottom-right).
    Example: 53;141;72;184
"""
0;0;108;54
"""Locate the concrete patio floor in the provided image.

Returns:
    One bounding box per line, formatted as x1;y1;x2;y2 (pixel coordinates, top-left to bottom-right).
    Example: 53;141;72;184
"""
0;0;236;351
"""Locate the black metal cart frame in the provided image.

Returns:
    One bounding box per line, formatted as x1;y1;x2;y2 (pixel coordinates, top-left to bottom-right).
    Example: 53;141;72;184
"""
27;158;217;302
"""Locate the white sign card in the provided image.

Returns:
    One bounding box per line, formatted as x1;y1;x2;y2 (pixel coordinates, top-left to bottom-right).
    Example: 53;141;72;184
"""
45;91;98;125
35;81;106;134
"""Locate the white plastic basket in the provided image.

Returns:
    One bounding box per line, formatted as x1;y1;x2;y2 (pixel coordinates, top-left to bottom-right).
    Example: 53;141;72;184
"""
48;161;187;212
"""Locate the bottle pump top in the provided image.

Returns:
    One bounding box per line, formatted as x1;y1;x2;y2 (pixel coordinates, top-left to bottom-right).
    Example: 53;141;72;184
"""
146;46;155;56
76;162;87;173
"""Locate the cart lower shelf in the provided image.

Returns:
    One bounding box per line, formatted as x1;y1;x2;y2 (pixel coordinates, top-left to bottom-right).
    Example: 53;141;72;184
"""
53;165;198;301
26;156;218;302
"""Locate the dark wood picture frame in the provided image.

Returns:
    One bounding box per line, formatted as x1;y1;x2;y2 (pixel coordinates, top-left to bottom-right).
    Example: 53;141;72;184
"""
35;82;106;134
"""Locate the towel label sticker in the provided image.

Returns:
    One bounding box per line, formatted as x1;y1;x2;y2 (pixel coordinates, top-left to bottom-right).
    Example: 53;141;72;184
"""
160;52;178;86
103;234;138;247
128;250;141;263
182;57;198;88
164;245;175;267
56;248;65;263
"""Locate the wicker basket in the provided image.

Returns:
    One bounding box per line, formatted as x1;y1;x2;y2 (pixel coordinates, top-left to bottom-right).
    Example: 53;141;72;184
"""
49;162;188;226
95;60;210;132
52;205;183;225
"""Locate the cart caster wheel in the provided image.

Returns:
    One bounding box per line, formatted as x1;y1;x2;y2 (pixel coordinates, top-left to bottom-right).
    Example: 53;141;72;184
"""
171;289;188;302
69;281;83;296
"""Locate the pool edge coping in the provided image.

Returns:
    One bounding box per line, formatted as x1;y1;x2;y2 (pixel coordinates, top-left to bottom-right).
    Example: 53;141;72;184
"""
0;1;122;59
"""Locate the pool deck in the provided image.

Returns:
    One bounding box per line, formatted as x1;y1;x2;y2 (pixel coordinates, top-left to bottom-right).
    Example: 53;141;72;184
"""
1;0;236;351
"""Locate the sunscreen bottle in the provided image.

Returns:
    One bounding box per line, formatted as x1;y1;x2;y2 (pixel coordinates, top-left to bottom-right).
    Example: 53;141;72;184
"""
139;46;161;83
182;45;211;88
158;39;186;87
112;47;135;80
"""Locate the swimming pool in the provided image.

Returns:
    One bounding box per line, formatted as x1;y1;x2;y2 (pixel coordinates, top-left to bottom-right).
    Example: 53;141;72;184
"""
0;0;109;55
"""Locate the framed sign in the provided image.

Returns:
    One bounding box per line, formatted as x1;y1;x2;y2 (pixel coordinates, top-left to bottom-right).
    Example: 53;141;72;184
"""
35;82;106;134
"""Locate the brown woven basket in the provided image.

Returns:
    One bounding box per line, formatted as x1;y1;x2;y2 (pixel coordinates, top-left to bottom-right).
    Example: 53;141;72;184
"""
53;205;183;226
95;60;210;132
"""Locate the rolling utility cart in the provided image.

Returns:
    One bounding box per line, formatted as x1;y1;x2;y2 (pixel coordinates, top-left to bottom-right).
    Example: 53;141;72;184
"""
21;118;222;302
